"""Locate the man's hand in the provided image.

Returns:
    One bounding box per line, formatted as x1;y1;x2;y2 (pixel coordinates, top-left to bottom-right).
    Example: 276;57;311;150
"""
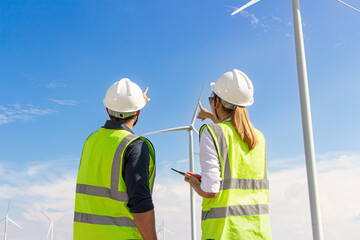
143;87;151;104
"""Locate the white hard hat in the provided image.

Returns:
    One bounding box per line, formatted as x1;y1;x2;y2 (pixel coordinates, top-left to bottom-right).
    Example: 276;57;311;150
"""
103;78;146;117
211;69;254;107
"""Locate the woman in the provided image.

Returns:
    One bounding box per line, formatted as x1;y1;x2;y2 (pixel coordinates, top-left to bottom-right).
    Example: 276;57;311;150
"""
185;69;272;240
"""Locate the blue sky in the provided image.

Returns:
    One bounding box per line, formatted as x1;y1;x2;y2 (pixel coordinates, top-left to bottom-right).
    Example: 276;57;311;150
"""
1;1;359;239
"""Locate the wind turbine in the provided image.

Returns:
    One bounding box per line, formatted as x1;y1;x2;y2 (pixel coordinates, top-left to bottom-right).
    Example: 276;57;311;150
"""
41;211;54;240
143;82;204;240
156;217;172;240
0;199;23;240
232;1;324;239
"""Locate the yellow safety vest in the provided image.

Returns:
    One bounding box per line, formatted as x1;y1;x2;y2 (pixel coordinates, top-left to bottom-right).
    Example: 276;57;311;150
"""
199;122;271;240
74;128;155;240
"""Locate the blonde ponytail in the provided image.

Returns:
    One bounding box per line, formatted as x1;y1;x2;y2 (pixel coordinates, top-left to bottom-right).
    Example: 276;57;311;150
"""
231;106;258;150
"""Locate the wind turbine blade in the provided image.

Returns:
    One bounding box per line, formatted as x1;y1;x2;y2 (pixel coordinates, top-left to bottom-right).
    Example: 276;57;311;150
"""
0;217;5;222
193;128;199;136
41;211;51;222
6;198;11;215
142;126;189;136
47;222;53;239
191;81;205;126
7;218;22;229
336;0;360;13
231;0;261;16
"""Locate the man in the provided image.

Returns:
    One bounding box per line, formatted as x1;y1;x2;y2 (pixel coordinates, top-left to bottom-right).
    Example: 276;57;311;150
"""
74;78;157;240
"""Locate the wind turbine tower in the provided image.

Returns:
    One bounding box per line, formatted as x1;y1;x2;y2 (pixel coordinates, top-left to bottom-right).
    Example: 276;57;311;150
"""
143;82;204;240
0;199;23;240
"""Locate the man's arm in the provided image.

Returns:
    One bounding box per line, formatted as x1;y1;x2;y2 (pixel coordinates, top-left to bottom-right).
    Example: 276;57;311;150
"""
123;139;157;240
133;209;157;240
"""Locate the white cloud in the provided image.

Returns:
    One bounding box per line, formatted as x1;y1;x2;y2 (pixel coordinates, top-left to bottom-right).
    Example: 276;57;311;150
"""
227;6;260;25
0;152;359;240
46;81;67;89
0;104;56;125
270;152;360;240
241;11;259;25
26;162;49;176
332;42;342;50
271;14;282;23
0;158;78;240
226;5;238;13
48;99;77;106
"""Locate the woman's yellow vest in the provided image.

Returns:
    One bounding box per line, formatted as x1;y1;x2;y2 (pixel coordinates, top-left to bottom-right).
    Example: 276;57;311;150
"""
74;128;155;240
199;122;271;240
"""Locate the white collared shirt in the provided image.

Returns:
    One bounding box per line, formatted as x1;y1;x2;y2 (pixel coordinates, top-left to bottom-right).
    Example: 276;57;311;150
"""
199;128;222;193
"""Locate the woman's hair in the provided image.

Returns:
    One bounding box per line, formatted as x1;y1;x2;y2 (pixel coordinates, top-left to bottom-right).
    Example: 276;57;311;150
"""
230;106;258;150
218;95;258;150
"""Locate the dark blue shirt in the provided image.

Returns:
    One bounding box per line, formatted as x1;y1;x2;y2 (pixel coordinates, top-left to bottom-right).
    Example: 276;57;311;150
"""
104;120;154;213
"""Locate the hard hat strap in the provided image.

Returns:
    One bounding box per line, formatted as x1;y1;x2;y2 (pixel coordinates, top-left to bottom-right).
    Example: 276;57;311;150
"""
108;109;136;119
220;99;236;110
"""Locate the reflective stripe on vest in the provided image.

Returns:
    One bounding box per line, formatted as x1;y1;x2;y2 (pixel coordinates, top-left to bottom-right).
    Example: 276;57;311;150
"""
74;212;136;227
110;134;138;190
202;204;269;220
76;184;129;202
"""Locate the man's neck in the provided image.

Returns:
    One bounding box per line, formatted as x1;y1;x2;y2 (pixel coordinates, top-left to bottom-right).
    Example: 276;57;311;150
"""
123;121;134;130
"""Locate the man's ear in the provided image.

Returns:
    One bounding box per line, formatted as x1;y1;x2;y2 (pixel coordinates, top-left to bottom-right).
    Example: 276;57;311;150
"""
106;108;109;114
135;110;141;117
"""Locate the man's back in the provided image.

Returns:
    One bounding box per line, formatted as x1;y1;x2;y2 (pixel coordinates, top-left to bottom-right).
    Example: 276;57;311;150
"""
74;78;157;240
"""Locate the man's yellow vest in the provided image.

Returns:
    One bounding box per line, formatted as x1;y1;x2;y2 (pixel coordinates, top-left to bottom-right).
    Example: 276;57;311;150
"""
199;122;271;240
74;128;155;240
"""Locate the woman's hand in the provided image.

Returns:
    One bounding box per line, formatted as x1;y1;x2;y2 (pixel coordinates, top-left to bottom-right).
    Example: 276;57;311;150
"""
197;101;219;123
185;173;217;198
197;101;212;121
185;173;201;188
143;87;151;104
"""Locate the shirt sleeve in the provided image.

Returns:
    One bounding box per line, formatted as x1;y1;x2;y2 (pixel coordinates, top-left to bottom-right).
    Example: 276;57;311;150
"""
199;128;222;193
123;139;154;213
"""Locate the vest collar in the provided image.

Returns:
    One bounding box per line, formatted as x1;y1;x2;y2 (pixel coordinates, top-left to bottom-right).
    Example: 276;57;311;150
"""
103;120;134;134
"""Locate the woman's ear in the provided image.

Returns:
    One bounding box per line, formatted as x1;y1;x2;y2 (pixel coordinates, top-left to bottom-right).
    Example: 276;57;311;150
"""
215;97;221;108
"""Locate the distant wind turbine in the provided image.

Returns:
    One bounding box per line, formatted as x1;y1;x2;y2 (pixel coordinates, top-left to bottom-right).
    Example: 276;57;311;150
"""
0;199;22;240
156;217;172;240
231;0;261;15
143;82;204;240
41;211;54;240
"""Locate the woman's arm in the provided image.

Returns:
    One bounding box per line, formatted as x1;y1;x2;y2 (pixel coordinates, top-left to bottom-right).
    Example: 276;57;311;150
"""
185;128;221;198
